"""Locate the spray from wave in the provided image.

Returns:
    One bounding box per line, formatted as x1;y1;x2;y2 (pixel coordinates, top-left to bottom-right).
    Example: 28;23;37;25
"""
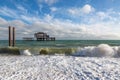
1;44;120;57
74;44;120;58
20;49;32;56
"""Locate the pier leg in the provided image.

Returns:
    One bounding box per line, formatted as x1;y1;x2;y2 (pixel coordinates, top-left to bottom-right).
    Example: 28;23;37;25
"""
12;27;15;47
8;26;12;47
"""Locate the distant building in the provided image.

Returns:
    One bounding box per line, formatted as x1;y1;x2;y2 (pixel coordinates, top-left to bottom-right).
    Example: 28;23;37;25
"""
34;32;55;41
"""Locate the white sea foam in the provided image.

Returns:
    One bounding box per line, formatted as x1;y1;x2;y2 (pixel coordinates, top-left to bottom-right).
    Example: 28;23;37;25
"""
18;44;120;57
20;49;32;56
74;44;120;57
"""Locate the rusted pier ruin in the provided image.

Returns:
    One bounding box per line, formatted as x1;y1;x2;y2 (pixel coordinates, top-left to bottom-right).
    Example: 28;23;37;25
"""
8;26;15;47
12;27;15;46
34;32;55;41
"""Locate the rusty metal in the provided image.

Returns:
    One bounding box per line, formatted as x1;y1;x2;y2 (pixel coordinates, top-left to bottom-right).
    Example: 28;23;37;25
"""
12;27;15;47
8;26;12;46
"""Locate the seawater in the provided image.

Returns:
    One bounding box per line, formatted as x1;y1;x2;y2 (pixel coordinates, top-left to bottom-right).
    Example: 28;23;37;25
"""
1;40;120;48
1;40;120;57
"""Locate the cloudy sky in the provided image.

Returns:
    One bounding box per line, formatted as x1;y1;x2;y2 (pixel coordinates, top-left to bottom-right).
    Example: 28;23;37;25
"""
0;0;120;40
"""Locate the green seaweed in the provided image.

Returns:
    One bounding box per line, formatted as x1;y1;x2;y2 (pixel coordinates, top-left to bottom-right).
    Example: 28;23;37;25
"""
0;47;20;55
39;48;76;55
40;49;49;55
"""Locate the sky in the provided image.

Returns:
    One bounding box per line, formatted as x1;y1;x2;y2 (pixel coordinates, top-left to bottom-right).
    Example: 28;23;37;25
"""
0;0;120;40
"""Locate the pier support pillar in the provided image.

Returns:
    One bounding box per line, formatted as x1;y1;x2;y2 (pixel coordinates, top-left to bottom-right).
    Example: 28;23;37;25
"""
8;26;15;47
12;27;15;47
9;26;12;47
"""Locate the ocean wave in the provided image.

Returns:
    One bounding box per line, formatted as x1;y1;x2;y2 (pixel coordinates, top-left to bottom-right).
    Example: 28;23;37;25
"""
74;44;120;57
20;49;32;56
1;44;120;57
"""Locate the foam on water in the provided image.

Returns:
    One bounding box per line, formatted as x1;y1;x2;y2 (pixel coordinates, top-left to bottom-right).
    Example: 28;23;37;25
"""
20;49;32;56
74;44;120;57
1;43;120;57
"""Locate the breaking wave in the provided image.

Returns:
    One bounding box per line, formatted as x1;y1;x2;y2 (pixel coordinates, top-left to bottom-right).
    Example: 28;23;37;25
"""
1;44;120;58
74;44;120;58
20;49;32;56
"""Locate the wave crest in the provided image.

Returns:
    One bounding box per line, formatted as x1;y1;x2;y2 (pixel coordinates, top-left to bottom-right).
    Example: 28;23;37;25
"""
74;44;120;57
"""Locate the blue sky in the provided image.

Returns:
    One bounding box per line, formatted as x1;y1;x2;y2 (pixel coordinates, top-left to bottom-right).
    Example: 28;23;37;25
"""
0;0;120;40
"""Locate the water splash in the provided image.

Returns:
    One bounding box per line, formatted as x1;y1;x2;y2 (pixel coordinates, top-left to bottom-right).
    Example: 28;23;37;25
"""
20;49;32;56
74;44;120;57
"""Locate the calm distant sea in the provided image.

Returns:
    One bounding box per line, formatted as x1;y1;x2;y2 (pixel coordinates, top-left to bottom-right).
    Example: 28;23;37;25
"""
0;40;120;48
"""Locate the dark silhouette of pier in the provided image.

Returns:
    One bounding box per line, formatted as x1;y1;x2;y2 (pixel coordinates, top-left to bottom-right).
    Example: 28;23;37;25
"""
34;32;55;41
8;26;15;47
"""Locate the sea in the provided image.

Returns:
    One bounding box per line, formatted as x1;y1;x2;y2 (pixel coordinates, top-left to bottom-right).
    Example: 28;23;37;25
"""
0;40;120;48
1;40;120;56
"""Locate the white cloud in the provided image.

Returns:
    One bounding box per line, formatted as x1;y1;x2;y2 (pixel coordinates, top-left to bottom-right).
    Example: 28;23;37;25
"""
96;11;112;22
0;6;40;23
81;4;94;14
45;0;58;5
1;16;120;40
17;5;27;14
68;4;94;17
97;12;106;18
44;14;53;22
9;20;26;28
50;7;57;12
68;9;77;15
20;15;40;23
38;4;43;14
0;5;120;40
0;17;7;25
0;6;18;18
38;0;58;5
